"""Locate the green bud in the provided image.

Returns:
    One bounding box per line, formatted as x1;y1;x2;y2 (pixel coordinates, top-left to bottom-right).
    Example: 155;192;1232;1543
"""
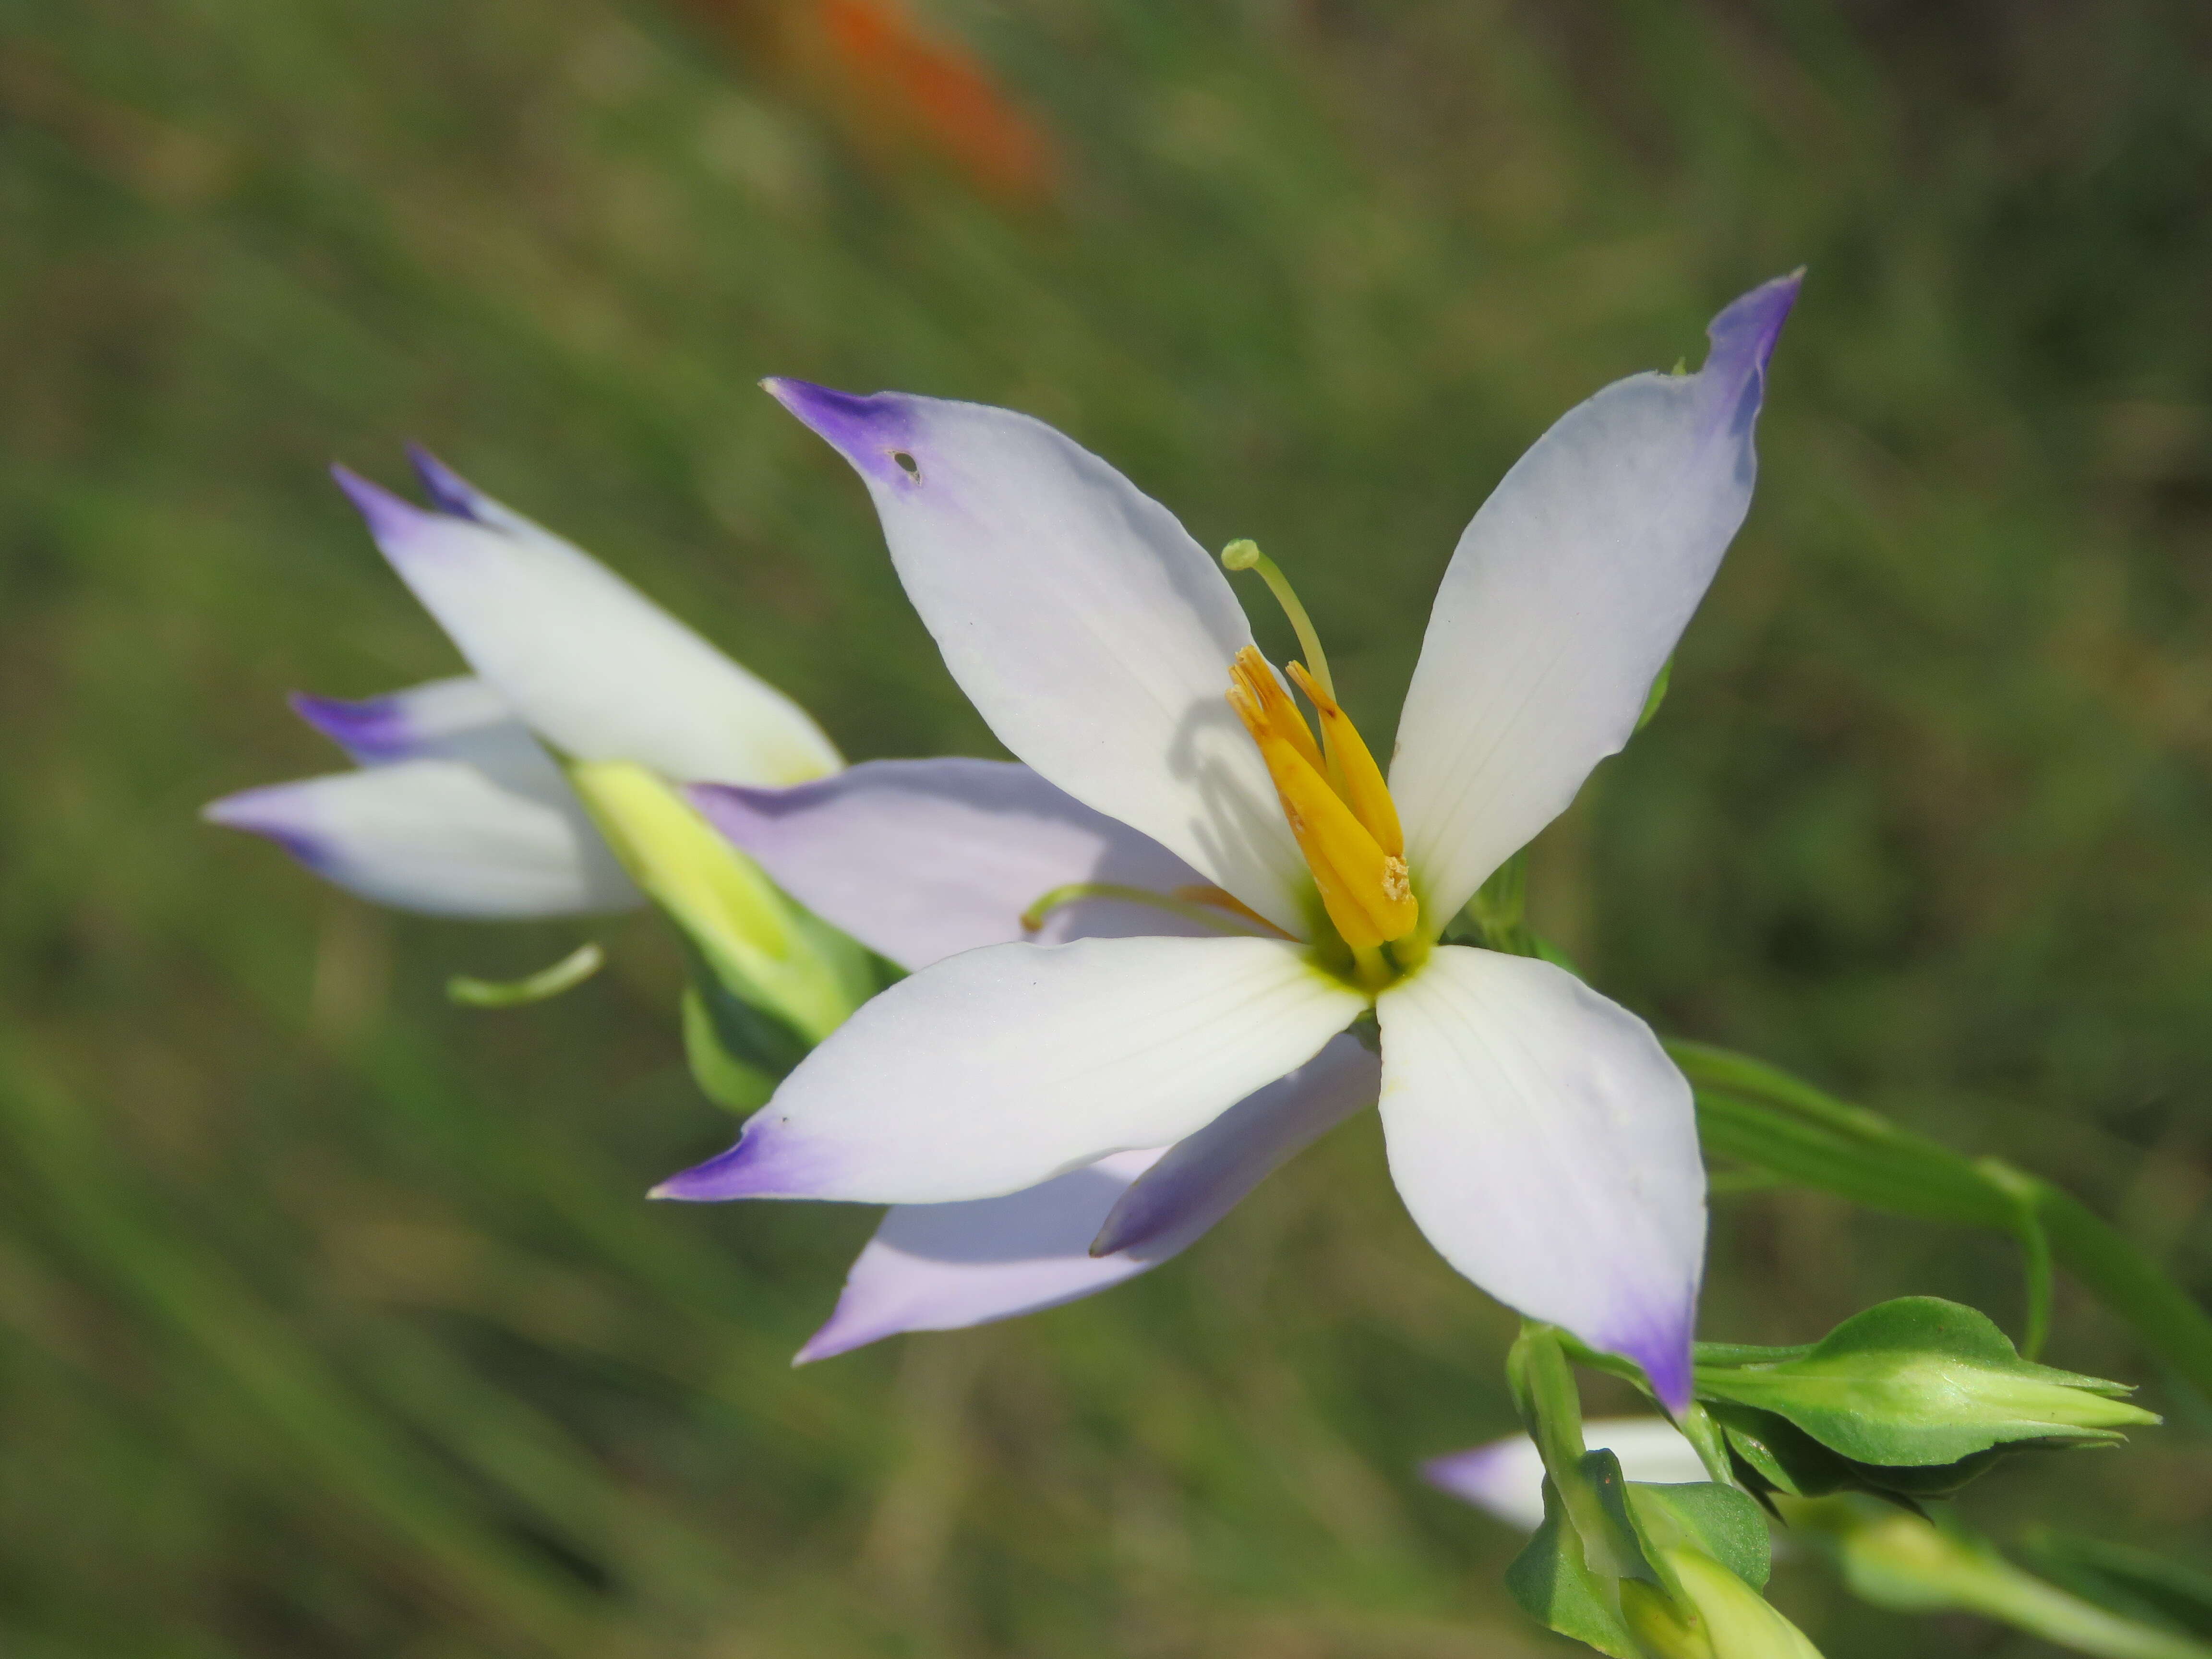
1623;1548;1825;1659
1792;1501;2212;1659
1695;1298;2156;1467
567;760;876;1051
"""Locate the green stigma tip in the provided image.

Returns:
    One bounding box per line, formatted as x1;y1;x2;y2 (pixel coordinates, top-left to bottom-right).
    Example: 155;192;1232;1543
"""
1221;539;1262;571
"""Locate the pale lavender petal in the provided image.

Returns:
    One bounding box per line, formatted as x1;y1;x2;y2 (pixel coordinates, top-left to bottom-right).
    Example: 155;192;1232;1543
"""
691;757;1242;972
1391;272;1802;923
1375;948;1706;1411
793;1151;1163;1363
763;378;1311;935
1089;1034;1378;1256
203;759;640;917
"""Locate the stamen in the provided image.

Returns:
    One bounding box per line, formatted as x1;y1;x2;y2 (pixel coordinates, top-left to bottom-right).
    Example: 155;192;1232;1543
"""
1286;661;1404;858
1020;882;1272;937
1221;540;1336;704
1227;688;1419;950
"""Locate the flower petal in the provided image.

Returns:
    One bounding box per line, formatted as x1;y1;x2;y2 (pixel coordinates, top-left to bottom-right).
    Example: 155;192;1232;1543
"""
793;1150;1165;1362
690;757;1245;972
1375;947;1706;1409
1423;1417;1710;1532
765;381;1310;934
654;934;1364;1204
203;758;641;917
798;1035;1377;1360
1088;1033;1378;1255
331;460;842;786
1391;274;1801;921
289;674;517;765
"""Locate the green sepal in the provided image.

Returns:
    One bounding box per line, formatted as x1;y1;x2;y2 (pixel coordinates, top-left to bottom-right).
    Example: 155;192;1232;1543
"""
1505;1475;1639;1659
1636;654;1674;733
1695;1297;2156;1467
680;984;775;1113
1625;1479;1773;1591
1707;1400;1858;1499
680;935;812;1083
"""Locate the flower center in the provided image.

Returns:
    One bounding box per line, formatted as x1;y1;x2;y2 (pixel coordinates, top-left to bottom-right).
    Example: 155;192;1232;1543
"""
1220;541;1419;960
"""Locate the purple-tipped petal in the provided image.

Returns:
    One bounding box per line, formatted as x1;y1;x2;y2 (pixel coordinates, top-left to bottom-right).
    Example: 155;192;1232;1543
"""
332;465;842;787
202;785;335;872
792;1150;1164;1362
762;379;920;489
202;761;640;917
760;381;1311;936
289;690;420;762
1374;949;1706;1414
1391;272;1802;925
330;463;435;545
1089;1034;1378;1256
691;757;1225;973
649;1116;851;1202
1696;268;1803;445
1425;1418;1710;1532
405;444;491;521
650;934;1364;1205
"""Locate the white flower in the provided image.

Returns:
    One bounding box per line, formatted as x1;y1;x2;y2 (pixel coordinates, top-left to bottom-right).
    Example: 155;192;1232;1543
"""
660;276;1801;1402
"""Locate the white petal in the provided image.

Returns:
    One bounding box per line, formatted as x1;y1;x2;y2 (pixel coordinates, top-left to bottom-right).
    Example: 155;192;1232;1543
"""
1375;947;1706;1409
1392;275;1800;920
692;757;1244;972
203;758;641;918
1423;1417;1709;1532
766;381;1310;934
654;934;1364;1203
333;461;842;786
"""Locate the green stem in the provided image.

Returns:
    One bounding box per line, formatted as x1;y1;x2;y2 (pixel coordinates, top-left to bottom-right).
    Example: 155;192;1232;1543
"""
447;943;606;1009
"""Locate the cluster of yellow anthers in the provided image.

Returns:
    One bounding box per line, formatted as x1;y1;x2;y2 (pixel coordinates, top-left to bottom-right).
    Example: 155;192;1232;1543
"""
1225;639;1417;952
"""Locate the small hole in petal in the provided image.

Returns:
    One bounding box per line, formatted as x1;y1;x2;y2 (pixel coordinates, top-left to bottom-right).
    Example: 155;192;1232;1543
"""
890;450;921;481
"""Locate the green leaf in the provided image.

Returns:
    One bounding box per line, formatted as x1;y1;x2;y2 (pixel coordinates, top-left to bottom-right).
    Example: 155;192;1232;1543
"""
1626;1479;1772;1590
1695;1297;2156;1466
1505;1479;1638;1658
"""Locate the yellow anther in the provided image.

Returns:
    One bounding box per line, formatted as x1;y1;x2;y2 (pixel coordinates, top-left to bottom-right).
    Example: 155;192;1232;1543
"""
1285;660;1404;859
1227;647;1324;777
1227;668;1418;950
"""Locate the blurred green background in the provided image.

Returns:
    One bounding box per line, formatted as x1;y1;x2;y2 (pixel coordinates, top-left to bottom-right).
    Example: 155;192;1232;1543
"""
6;0;2212;1652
